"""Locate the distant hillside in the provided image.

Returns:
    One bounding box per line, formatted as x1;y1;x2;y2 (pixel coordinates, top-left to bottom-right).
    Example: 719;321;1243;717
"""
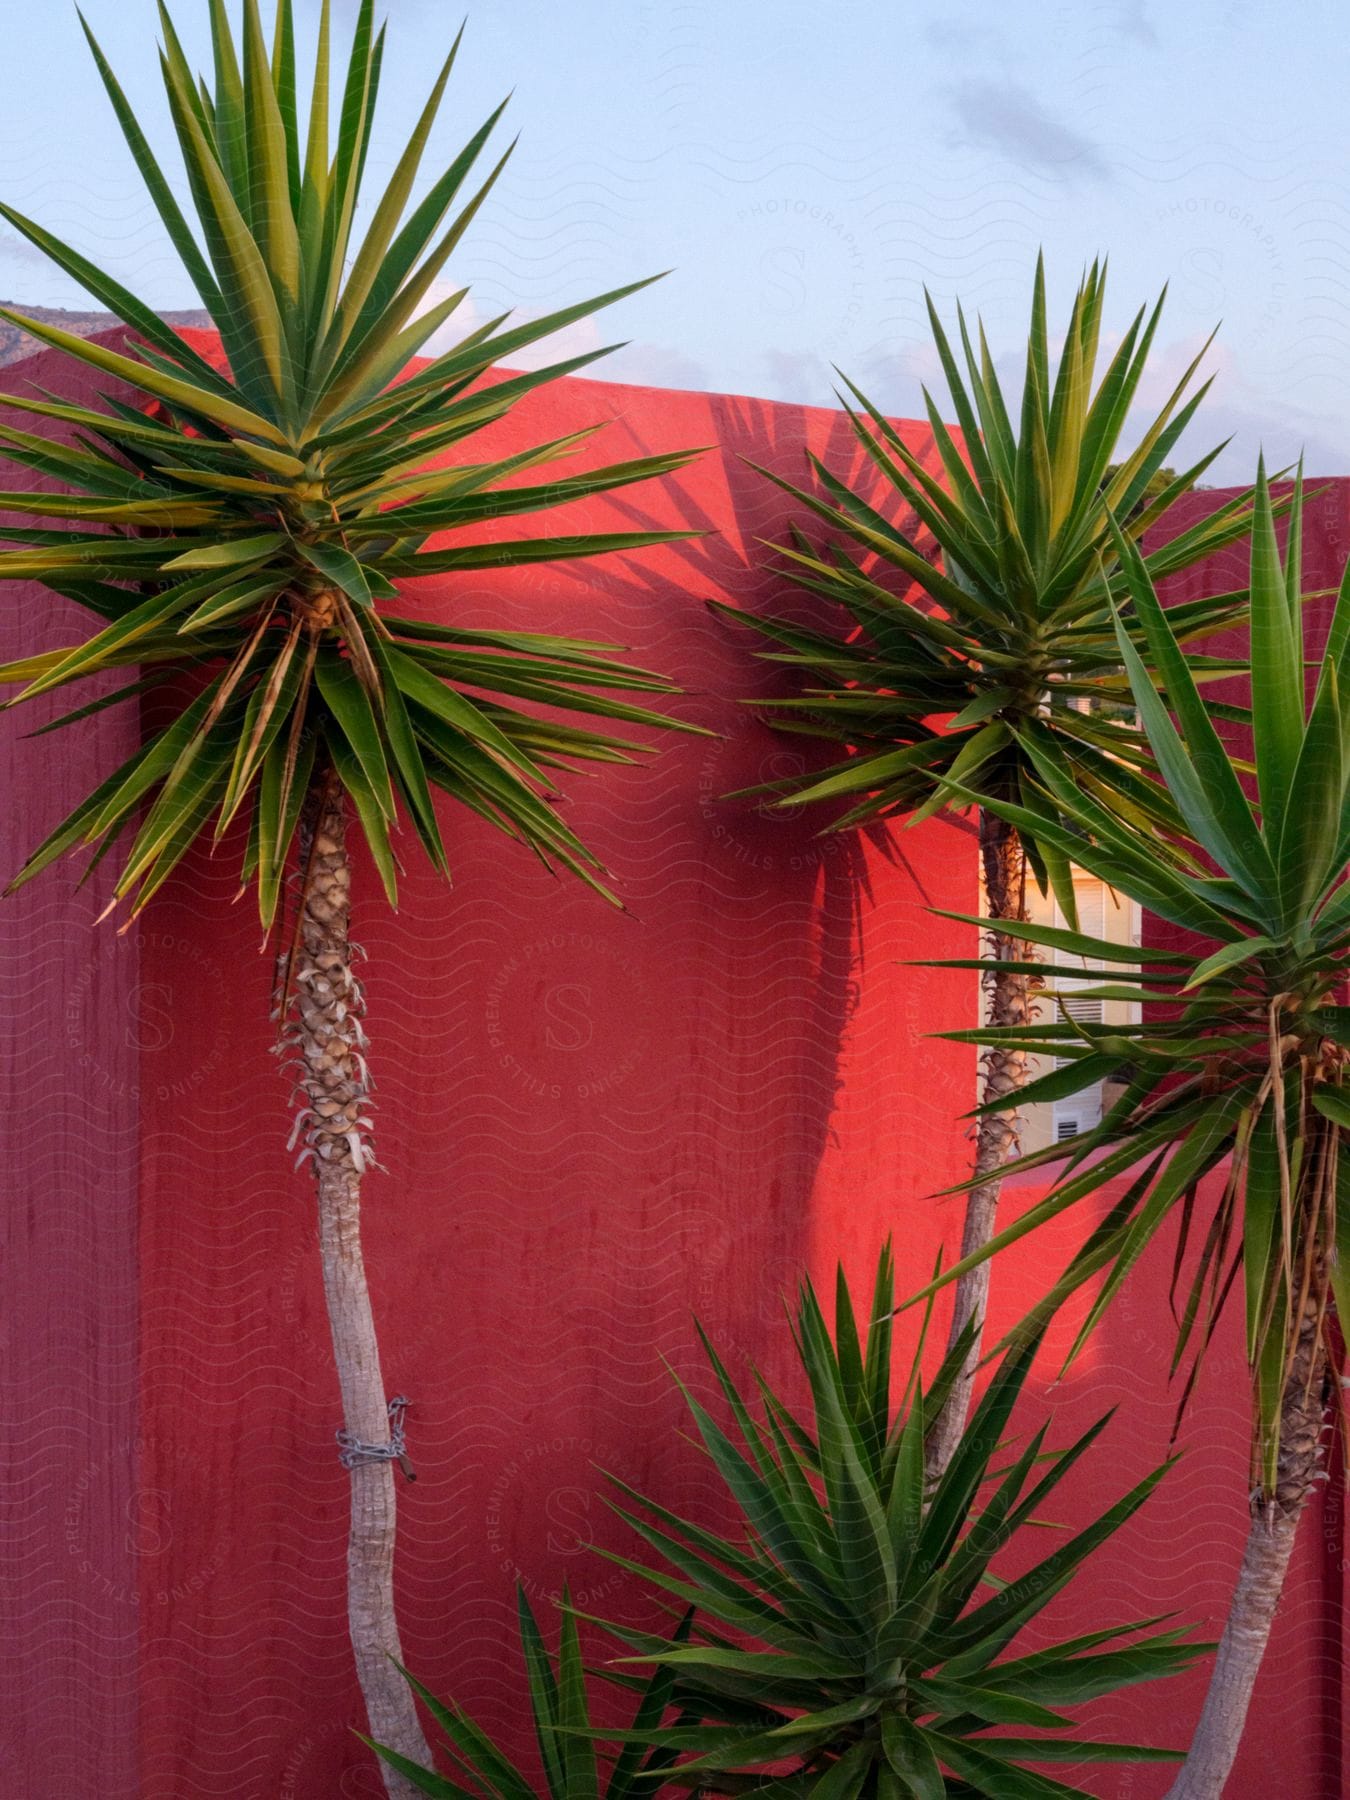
0;302;212;368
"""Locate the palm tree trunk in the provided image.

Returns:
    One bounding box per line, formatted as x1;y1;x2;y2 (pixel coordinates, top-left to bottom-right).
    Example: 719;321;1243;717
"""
925;811;1035;1483
1164;1310;1331;1800
290;757;432;1796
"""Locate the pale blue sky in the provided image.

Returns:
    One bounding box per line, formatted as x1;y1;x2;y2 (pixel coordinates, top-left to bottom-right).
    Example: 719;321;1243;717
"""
1;0;1346;482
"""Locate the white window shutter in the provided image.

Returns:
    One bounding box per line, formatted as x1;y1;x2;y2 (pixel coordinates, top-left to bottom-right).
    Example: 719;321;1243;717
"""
1050;880;1109;1138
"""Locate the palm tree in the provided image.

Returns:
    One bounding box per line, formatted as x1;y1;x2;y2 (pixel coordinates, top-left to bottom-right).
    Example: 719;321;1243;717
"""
915;468;1345;1797
717;259;1260;1476
589;1247;1209;1798
0;2;703;1785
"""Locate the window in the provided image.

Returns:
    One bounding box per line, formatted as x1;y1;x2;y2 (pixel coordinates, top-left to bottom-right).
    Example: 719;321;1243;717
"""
1010;874;1140;1157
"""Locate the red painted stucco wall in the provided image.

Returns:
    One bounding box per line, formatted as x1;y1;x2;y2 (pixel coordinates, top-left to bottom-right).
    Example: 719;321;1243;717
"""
1;341;145;1798
1;336;1344;1797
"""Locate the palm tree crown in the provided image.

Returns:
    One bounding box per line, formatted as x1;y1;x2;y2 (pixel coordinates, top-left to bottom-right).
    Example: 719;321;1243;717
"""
720;258;1262;913
0;0;704;925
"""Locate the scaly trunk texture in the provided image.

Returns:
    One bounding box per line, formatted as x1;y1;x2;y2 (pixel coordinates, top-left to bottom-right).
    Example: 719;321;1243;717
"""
1164;1309;1331;1800
925;812;1035;1484
290;759;431;1795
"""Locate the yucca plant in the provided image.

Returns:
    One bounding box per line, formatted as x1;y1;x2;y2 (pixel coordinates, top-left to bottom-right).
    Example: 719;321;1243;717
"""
913;468;1345;1797
584;1246;1206;1798
368;1588;688;1800
0;2;703;1783
718;257;1263;1479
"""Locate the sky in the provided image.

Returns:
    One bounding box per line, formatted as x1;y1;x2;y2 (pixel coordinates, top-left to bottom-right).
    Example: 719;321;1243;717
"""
0;0;1347;483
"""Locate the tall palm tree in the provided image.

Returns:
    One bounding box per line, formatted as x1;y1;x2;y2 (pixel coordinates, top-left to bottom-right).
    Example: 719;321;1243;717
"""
0;2;703;1785
718;259;1261;1476
914;469;1345;1797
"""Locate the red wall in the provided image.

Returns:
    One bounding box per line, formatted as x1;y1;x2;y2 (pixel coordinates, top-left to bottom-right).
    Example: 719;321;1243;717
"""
0;342;144;1797
1;340;1344;1798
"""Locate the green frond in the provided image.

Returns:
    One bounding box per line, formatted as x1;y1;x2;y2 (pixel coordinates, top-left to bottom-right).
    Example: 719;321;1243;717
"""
725;260;1258;880
575;1251;1202;1798
2;5;707;929
367;1591;690;1800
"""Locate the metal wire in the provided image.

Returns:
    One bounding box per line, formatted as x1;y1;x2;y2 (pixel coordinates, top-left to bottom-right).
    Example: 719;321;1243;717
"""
337;1394;415;1480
